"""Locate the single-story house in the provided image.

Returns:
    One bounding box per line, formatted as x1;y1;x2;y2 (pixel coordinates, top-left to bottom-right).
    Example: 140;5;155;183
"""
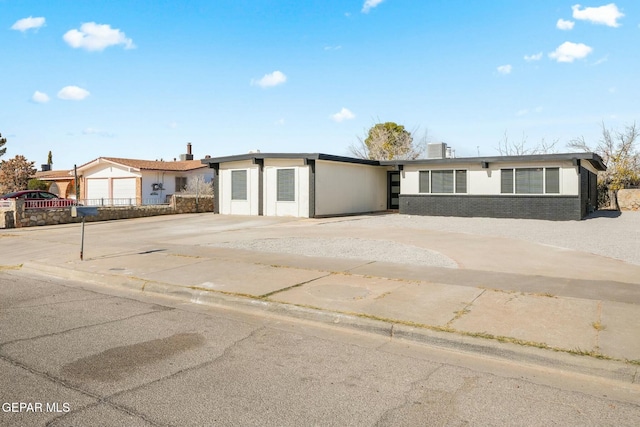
201;152;606;221
76;157;213;205
34;169;76;199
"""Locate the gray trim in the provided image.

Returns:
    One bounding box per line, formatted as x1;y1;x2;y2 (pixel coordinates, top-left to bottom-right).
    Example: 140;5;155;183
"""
399;194;582;221
202;152;606;172
201;152;380;167
382;152;606;171
256;159;264;216
307;159;315;218
211;164;220;214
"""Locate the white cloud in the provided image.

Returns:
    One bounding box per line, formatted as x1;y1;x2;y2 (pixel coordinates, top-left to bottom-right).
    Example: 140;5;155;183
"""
11;16;45;32
324;45;342;51
524;52;543;62
516;106;543;116
168;121;178;129
330;108;355;122
556;19;575;30
275;118;285;125
32;91;50;103
497;64;512;75
251;71;287;88
593;55;609;65
63;22;135;51
572;3;624;27
58;86;90;100
362;0;384;13
82;128;114;138
549;41;593;63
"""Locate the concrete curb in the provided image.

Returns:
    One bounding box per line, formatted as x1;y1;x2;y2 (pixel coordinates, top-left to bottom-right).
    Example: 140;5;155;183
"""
21;261;639;386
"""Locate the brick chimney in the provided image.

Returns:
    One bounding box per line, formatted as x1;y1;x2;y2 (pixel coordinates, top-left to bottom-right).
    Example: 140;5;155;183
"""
180;142;194;161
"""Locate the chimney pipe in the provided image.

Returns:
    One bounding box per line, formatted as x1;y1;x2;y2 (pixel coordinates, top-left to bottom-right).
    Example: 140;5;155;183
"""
187;143;192;155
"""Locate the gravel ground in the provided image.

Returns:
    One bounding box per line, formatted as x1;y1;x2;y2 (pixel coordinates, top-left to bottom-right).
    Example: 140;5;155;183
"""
210;211;638;268
212;237;459;268
321;211;640;266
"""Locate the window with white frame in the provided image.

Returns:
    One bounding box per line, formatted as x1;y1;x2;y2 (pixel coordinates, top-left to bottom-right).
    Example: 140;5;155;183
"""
277;168;295;201
418;170;467;194
231;170;247;200
501;168;560;194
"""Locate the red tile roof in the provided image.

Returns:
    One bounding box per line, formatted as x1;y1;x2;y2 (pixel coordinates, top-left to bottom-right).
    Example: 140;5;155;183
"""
34;170;73;179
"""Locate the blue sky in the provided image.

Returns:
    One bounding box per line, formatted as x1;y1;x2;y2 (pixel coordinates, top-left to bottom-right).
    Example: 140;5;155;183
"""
2;0;639;169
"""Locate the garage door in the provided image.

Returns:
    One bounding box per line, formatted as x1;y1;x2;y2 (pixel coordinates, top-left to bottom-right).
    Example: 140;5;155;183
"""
86;179;109;204
112;178;136;205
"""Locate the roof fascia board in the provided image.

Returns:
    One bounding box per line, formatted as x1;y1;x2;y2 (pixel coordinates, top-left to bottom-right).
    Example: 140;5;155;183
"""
383;152;606;171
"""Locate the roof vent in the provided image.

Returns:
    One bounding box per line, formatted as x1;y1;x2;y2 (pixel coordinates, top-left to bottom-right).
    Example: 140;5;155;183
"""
427;143;447;159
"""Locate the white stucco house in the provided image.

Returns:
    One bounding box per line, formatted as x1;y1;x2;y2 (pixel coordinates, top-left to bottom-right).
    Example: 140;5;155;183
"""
76;157;213;205
202;152;606;220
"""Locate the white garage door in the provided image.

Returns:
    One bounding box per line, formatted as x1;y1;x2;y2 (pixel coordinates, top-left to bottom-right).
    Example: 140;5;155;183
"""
86;179;109;204
112;178;136;205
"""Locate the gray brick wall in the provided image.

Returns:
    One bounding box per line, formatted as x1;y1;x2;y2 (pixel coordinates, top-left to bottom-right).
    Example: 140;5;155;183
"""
399;195;582;221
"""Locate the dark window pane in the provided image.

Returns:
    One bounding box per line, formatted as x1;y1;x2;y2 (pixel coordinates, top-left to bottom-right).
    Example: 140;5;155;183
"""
545;168;560;194
231;170;247;200
277;169;295;202
501;169;514;193
419;171;429;193
455;170;467;193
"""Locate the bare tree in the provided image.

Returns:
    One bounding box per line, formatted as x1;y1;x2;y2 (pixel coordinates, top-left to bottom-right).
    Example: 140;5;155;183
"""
496;131;559;155
568;122;639;209
350;122;427;160
180;175;213;196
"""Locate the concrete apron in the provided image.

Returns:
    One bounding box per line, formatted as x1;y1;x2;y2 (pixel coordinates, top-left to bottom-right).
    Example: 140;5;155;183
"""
19;245;640;382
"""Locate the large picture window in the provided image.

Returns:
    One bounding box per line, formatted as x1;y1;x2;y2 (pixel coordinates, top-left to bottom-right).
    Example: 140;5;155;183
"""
418;170;467;194
516;168;543;194
231;170;247;200
501;168;560;194
277;168;295;202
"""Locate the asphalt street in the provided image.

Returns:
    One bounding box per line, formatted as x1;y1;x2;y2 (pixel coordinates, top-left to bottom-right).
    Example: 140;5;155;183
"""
1;270;639;426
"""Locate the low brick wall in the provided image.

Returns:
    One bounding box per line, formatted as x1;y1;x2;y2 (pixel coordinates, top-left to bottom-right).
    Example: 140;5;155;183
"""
2;195;214;228
618;189;640;211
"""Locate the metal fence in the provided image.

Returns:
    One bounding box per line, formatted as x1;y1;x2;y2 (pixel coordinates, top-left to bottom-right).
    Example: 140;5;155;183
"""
78;198;169;207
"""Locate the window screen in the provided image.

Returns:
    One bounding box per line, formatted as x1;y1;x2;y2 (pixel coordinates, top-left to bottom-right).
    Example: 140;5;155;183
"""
515;168;543;194
545;168;560;194
431;170;454;193
277;169;295;201
455;170;467;193
231;170;247;200
419;171;429;193
501;169;514;193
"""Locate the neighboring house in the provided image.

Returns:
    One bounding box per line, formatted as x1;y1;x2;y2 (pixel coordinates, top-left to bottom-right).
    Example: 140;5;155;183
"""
75;157;213;205
202;152;606;221
34;169;76;199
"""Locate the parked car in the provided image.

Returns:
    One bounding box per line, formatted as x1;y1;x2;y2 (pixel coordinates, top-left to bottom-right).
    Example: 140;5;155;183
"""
0;190;77;208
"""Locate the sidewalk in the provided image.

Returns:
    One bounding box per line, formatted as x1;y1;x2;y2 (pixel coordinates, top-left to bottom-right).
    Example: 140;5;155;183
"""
2;213;639;382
